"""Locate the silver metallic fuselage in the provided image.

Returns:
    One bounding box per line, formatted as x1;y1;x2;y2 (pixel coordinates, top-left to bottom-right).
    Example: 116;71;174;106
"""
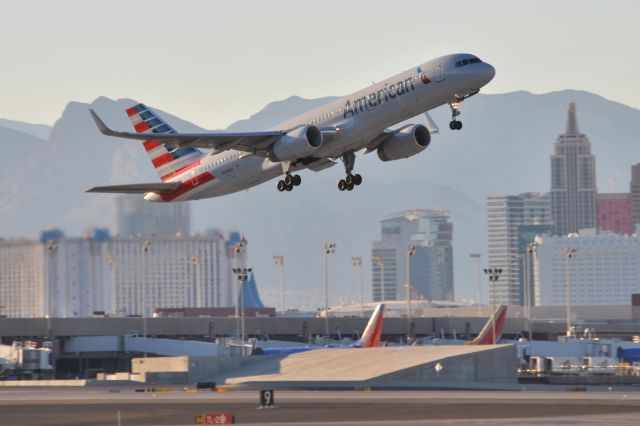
145;53;495;201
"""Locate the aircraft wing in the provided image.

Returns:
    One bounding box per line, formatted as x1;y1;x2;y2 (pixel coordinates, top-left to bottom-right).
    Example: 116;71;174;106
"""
86;182;181;194
89;109;283;154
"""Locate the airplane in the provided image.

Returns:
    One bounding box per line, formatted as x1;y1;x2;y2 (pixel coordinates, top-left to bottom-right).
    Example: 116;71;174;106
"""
420;305;508;346
252;304;385;355
87;53;495;201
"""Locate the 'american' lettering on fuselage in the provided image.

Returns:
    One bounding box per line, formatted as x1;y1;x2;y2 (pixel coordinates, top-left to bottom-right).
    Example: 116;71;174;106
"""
343;76;418;119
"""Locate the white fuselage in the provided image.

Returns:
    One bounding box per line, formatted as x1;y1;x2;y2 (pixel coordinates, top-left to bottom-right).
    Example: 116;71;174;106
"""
145;53;495;202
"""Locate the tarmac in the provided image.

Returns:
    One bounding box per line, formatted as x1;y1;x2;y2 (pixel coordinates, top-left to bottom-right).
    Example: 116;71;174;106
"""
1;387;640;425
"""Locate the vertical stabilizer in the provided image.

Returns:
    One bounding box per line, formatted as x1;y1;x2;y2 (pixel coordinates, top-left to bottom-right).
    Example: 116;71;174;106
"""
353;304;385;348
125;103;204;181
465;305;508;345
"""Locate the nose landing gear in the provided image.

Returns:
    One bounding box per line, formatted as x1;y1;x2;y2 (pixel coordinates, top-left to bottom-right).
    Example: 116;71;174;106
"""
449;99;463;130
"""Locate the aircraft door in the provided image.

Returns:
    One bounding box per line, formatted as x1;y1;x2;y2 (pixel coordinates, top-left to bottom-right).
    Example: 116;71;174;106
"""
435;63;445;83
190;169;199;186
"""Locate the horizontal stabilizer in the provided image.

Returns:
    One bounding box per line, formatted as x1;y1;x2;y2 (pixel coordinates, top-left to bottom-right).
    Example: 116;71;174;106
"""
86;182;181;194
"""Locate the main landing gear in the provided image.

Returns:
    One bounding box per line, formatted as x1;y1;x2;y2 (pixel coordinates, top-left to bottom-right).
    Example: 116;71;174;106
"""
337;173;362;191
276;173;301;192
337;151;362;192
449;99;463;130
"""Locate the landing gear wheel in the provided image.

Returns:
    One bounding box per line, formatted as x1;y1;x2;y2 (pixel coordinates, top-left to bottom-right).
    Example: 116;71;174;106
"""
346;182;354;191
285;182;293;191
277;180;286;192
345;174;354;186
337;179;347;191
284;174;293;186
292;174;301;186
449;120;462;130
353;174;362;186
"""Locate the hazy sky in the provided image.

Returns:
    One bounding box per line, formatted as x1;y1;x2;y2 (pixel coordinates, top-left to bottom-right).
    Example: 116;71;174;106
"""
1;1;638;129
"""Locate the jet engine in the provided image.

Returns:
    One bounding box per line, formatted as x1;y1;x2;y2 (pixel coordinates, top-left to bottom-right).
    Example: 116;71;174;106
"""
270;125;323;162
376;124;431;162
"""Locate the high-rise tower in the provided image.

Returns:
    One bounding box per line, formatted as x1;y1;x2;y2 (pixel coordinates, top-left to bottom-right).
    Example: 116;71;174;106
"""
631;163;640;228
371;210;454;302
550;103;597;236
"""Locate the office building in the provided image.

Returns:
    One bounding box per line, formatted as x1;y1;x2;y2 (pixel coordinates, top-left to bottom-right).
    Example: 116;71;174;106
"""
371;209;454;302
596;193;633;235
487;193;552;306
0;229;261;318
115;195;191;237
0;239;44;317
550;103;597;236
631;164;640;226
533;231;640;306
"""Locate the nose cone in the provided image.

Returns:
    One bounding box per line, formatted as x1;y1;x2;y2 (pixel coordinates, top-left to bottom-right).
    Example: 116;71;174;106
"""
480;62;496;85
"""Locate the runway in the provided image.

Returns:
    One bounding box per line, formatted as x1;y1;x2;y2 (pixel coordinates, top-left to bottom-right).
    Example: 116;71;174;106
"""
1;388;640;425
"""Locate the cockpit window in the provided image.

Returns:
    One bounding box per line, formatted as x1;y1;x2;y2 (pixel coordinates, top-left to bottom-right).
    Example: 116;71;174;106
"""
455;57;482;67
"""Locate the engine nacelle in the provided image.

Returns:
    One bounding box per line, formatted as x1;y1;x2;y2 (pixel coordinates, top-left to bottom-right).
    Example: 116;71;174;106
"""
269;125;323;162
376;124;431;162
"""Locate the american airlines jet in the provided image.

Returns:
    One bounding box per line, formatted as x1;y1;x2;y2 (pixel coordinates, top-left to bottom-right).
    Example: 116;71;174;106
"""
88;53;495;202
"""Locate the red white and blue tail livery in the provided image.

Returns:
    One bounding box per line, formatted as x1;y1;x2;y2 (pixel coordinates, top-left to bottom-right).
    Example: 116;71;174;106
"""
87;54;495;201
126;103;205;182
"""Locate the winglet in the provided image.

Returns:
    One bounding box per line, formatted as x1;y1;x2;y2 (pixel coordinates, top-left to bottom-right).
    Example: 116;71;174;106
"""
89;109;117;136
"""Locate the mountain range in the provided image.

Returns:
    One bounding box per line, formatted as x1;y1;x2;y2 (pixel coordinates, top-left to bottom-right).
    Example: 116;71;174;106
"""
1;90;638;309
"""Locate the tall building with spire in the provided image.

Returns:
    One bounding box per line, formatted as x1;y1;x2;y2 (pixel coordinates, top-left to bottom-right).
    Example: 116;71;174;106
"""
550;103;597;236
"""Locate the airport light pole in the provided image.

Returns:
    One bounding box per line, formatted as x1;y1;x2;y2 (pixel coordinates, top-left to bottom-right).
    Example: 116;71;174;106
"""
273;256;285;313
562;247;577;337
373;256;385;303
406;245;416;338
105;253;116;316
483;267;502;344
324;243;336;338
46;240;58;339
525;243;537;340
232;267;252;355
232;241;247;341
141;240;151;338
351;257;364;318
469;253;482;316
191;255;202;307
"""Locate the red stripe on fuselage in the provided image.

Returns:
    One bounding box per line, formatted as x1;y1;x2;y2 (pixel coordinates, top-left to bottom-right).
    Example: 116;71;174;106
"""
126;107;138;117
159;172;215;202
135;121;150;133
160;160;201;182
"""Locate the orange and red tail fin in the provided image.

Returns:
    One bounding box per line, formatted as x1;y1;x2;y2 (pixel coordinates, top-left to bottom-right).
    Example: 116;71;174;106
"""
354;304;384;348
465;305;507;345
125;103;203;181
